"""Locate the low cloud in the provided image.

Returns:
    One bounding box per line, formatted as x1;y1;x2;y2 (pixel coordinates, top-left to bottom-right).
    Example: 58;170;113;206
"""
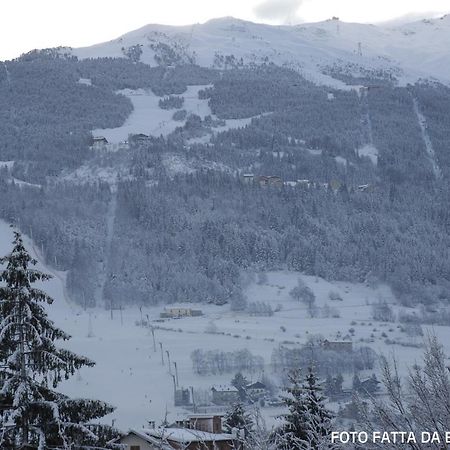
254;0;304;23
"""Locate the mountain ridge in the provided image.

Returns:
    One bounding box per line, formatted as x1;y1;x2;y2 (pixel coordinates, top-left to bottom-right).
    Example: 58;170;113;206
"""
62;15;450;88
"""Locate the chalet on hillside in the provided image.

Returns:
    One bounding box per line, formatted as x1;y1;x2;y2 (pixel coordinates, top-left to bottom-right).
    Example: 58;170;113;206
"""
130;133;151;145
258;175;283;187
91;136;108;149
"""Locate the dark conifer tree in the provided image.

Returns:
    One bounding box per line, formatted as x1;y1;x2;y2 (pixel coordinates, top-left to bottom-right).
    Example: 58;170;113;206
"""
278;369;308;449
302;367;333;447
223;402;254;440
278;368;335;449
0;231;119;449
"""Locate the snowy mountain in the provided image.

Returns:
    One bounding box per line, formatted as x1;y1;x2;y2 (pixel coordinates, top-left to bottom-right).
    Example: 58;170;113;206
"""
70;15;450;87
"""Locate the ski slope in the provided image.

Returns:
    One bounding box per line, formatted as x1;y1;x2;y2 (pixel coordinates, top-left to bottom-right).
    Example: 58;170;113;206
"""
92;85;266;145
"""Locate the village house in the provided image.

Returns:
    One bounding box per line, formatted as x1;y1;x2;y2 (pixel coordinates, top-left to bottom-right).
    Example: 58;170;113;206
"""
160;307;203;319
120;429;172;450
120;414;239;450
245;381;267;400
186;414;223;433
211;385;240;405
358;375;381;394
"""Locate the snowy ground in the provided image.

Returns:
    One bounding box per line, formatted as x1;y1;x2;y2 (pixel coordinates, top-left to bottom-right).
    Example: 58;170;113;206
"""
0;221;448;433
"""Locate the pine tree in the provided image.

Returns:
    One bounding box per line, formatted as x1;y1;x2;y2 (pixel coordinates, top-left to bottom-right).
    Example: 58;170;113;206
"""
278;368;335;450
0;232;118;449
302;367;333;448
231;372;249;401
278;369;308;449
223;402;254;441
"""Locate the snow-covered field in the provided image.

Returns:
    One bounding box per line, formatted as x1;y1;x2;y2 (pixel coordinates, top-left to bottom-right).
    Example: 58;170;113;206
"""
1;221;449;433
93;85;260;145
93;86;210;143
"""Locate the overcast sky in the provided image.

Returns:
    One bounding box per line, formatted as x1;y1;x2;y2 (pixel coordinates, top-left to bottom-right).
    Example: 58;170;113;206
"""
1;0;449;60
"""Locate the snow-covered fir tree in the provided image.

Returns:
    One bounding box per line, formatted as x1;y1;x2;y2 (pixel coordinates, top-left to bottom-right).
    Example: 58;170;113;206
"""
277;369;308;449
0;232;119;449
223;402;254;442
301;367;335;449
278;368;337;450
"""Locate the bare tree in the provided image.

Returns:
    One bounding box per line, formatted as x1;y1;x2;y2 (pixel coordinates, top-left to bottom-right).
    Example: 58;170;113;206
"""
361;335;450;450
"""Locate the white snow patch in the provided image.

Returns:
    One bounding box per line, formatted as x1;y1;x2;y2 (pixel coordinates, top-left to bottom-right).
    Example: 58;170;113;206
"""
77;78;92;86
60;164;130;185
0;161;14;170
358;144;379;165
335;156;347;166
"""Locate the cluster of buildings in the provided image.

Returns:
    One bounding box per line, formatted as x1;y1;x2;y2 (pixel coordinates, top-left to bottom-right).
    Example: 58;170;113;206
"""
91;136;129;152
210;381;267;406
173;381;269;409
241;173;373;193
160;307;203;319
91;132;153;152
241;174;282;187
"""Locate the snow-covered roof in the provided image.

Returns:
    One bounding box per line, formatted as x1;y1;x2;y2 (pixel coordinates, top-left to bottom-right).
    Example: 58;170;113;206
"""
211;384;238;392
246;381;266;390
188;413;224;419
126;429;172;449
145;427;235;443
